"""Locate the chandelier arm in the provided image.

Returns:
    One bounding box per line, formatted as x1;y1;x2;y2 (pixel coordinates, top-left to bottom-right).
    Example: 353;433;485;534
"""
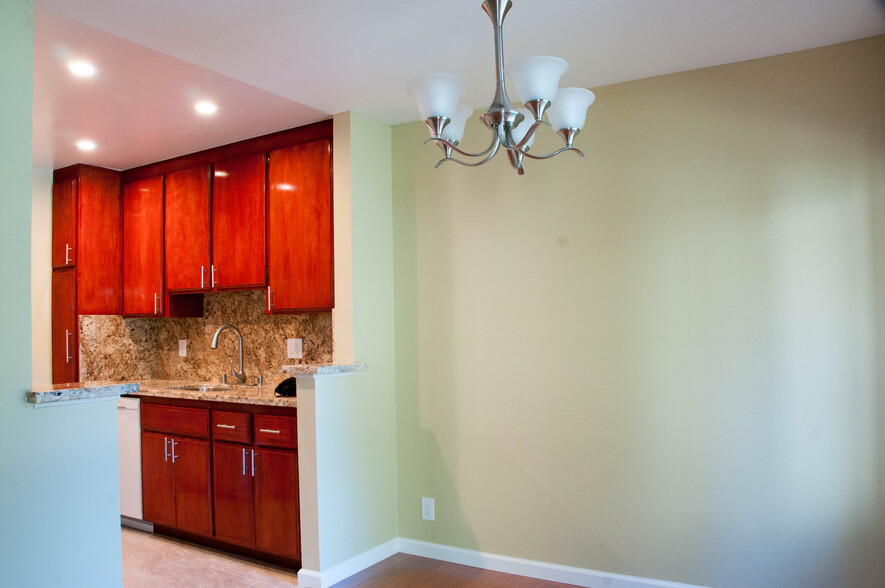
501;119;550;151
518;146;585;161
435;136;502;169
424;133;499;158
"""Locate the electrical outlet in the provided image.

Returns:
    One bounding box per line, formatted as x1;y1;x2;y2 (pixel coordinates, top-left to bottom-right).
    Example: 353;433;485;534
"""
178;339;187;357
287;338;303;359
422;497;435;521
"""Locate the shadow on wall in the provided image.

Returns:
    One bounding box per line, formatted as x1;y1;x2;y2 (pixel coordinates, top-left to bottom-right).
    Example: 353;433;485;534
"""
80;289;333;388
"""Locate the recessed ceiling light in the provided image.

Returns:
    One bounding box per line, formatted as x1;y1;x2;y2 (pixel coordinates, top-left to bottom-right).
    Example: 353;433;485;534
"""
76;140;97;151
194;101;219;115
68;60;97;77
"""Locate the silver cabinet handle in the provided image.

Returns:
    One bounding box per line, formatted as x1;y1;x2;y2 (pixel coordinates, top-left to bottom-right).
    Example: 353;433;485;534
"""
259;429;280;435
65;243;72;265
242;448;246;476
251;449;256;477
267;286;273;311
65;330;73;363
164;437;170;462
211;265;217;288
153;292;160;315
201;265;207;289
216;424;236;430
171;439;177;463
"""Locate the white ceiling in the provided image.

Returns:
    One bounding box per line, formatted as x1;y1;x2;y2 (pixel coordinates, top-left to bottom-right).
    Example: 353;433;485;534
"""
34;0;885;170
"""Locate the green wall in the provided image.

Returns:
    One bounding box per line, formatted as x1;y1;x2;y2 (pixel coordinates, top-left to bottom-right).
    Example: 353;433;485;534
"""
314;112;398;570
0;2;123;586
391;36;885;587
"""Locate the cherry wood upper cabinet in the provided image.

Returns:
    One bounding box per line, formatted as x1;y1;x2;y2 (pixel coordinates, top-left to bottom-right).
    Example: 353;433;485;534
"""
212;153;266;290
51;268;78;384
52;165;122;314
266;139;333;313
123;176;165;316
165;165;211;292
51;180;76;269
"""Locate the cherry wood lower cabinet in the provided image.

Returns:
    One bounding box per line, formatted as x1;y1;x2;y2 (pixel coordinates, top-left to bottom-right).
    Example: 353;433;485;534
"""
141;397;300;567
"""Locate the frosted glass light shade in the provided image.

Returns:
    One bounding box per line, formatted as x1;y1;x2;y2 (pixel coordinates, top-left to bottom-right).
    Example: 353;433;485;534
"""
505;56;568;104
547;87;596;131
509;108;536;150
407;74;464;121
441;104;474;142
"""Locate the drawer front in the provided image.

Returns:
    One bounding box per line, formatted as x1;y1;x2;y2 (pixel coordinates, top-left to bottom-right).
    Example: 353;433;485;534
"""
253;414;296;448
212;411;251;443
142;404;209;438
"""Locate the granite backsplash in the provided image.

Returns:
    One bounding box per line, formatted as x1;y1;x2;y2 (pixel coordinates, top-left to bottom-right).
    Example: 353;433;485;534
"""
79;289;333;388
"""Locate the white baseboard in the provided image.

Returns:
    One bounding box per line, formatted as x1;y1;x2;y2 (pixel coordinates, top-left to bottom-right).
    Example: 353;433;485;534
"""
397;538;708;588
298;537;399;588
299;537;707;588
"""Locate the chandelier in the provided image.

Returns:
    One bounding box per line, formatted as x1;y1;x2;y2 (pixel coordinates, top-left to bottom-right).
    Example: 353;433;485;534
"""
407;0;595;175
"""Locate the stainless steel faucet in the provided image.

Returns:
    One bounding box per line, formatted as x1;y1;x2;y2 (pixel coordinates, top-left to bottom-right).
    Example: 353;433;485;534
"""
210;324;246;384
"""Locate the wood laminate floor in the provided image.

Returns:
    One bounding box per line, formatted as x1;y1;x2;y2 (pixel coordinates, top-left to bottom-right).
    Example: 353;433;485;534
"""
123;527;581;587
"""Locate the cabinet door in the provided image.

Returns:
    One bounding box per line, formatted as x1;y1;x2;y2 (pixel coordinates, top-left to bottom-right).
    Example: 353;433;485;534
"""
51;268;78;384
52;180;77;268
212;153;266;290
212;443;255;547
77;166;122;314
141;432;175;527
165;165;211;292
267;139;333;312
172;437;212;537
122;176;164;316
254;448;300;559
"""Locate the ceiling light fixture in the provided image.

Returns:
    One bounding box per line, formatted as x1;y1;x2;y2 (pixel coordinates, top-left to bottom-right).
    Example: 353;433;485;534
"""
407;0;595;175
76;140;97;151
194;101;219;115
67;60;97;77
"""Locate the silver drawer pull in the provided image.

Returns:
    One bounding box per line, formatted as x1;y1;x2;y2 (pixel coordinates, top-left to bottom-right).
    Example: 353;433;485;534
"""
259;429;281;435
216;424;236;430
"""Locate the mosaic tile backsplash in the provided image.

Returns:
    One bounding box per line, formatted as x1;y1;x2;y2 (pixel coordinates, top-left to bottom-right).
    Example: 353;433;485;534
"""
80;289;333;388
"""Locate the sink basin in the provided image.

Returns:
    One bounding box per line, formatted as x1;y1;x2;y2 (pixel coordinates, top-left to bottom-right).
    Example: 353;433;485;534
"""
170;385;235;392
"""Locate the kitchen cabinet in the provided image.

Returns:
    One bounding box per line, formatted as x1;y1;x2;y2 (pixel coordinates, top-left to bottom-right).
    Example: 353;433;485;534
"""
51;268;78;384
266;138;334;313
51;179;76;269
165;165;211;292
211;153;266;290
51;165;122;314
212;410;300;560
123;176;165;316
141;404;212;538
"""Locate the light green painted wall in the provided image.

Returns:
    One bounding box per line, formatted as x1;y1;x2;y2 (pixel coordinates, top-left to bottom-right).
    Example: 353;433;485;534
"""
391;36;885;587
314;112;398;569
0;3;123;586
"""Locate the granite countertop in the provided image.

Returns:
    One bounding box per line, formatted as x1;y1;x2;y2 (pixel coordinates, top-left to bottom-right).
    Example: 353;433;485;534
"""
134;379;298;407
27;364;366;407
27;381;139;405
282;363;367;377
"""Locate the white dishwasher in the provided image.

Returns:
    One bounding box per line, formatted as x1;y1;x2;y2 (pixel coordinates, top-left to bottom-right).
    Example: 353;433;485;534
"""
117;396;152;531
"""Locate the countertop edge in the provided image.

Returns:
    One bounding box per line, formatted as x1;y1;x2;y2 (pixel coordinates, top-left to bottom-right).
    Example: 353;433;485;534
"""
281;363;367;377
26;382;139;405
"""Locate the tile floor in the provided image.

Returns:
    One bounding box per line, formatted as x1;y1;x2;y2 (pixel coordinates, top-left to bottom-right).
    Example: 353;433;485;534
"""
122;526;298;587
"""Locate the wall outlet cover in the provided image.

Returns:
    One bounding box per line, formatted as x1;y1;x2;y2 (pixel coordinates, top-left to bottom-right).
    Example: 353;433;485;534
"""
287;338;303;359
178;339;187;357
422;497;435;521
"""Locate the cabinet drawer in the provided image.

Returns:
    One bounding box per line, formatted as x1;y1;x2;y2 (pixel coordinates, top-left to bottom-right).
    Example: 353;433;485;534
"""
253;415;296;448
142;404;209;438
212;411;251;443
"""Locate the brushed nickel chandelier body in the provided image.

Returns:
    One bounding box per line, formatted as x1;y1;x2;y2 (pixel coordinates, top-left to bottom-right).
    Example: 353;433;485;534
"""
407;0;595;175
